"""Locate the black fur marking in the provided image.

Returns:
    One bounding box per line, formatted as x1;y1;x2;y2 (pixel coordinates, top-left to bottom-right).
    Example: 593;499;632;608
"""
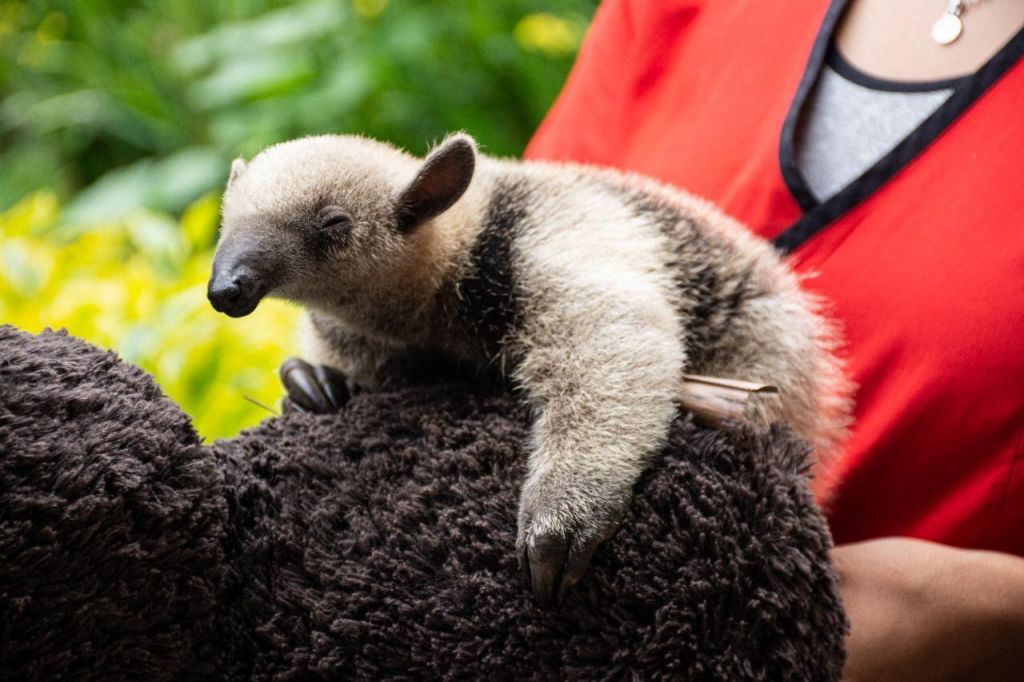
309;313;493;389
609;184;764;367
450;177;525;355
616;187;683;236
376;349;505;389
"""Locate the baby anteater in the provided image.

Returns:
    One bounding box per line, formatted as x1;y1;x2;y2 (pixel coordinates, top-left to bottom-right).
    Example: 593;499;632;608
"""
208;133;850;605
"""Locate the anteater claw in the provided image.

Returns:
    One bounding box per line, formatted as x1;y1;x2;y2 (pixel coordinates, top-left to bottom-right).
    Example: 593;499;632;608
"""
279;357;351;414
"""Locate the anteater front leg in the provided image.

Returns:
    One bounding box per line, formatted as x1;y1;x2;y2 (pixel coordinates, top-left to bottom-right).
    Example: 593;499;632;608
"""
513;296;684;605
279;313;399;414
282;312;479;414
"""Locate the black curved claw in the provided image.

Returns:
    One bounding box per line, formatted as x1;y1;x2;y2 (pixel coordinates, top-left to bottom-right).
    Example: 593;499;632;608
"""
522;530;602;608
281;396;310;415
517;545;531;591
556;536;599;605
314;364;350;409
528;532;569;606
279;357;351;414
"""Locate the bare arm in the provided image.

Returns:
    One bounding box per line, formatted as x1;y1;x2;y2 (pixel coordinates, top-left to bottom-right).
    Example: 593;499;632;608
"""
835;537;1024;682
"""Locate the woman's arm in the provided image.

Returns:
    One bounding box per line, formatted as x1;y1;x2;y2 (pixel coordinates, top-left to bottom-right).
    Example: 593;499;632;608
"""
834;537;1024;681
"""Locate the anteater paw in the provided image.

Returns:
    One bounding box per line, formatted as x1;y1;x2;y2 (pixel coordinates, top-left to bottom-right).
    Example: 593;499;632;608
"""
279;357;352;414
516;479;629;607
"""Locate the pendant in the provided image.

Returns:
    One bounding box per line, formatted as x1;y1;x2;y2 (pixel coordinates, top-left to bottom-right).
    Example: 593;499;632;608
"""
932;12;963;45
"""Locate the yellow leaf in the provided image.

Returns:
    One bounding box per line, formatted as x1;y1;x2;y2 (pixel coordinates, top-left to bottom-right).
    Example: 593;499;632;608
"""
514;13;582;58
181;192;222;254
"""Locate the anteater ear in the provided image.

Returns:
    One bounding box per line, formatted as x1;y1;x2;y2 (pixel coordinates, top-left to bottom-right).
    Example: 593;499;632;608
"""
228;158;247;187
395;134;476;232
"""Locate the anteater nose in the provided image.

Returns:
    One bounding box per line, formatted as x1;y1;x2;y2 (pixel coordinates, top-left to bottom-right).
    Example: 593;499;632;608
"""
208;269;259;317
208;279;241;308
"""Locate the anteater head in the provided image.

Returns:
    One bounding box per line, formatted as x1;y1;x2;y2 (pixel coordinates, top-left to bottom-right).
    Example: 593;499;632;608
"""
208;133;477;317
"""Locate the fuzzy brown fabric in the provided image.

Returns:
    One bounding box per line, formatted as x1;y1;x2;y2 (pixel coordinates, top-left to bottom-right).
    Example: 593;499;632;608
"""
0;326;847;680
0;326;226;679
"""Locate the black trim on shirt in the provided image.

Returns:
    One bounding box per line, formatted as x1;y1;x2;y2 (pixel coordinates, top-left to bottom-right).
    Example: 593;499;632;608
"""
774;0;1024;254
828;46;968;93
777;0;848;215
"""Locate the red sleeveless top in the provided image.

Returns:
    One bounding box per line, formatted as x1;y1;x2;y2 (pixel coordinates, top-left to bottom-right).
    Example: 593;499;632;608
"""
525;0;1024;554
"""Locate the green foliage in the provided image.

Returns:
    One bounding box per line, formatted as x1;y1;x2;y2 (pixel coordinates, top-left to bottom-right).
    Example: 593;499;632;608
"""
0;0;595;212
1;191;301;440
0;0;596;439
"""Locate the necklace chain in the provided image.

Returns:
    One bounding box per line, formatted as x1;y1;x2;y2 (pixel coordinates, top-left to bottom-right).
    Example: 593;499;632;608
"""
949;0;984;10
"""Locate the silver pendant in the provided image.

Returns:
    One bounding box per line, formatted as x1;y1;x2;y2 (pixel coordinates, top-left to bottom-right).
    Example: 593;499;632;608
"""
932;12;963;45
932;0;966;46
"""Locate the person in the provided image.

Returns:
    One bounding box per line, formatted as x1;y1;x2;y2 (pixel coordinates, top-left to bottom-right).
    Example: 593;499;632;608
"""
524;0;1024;679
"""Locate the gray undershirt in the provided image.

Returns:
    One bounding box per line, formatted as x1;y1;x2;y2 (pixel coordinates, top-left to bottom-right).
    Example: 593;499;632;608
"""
795;59;955;202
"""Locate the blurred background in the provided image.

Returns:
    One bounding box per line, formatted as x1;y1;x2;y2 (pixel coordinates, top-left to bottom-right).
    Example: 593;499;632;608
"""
0;0;596;439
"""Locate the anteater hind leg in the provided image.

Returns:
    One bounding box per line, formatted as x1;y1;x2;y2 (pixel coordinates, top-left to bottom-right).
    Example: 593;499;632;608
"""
279;357;353;414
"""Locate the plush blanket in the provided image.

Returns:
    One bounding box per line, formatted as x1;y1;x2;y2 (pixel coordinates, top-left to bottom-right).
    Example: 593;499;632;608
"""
0;326;846;680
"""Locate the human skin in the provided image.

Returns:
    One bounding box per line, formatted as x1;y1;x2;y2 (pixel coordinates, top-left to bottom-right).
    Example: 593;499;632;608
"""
830;2;1024;679
834;539;1024;681
836;0;1024;80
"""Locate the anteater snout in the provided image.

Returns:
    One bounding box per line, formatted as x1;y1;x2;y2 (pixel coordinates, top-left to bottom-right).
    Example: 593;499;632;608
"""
208;265;264;317
208;234;272;318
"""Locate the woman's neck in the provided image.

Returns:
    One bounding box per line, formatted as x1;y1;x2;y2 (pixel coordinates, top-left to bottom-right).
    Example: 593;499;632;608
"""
836;0;1024;82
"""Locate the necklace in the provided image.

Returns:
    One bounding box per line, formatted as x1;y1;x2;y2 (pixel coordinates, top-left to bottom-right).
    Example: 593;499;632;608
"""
932;0;985;45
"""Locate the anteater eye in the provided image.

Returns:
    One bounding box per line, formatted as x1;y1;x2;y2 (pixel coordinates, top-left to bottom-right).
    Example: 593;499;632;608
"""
318;206;352;230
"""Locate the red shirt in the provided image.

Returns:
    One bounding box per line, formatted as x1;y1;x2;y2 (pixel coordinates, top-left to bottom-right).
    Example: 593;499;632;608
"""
525;0;1024;554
